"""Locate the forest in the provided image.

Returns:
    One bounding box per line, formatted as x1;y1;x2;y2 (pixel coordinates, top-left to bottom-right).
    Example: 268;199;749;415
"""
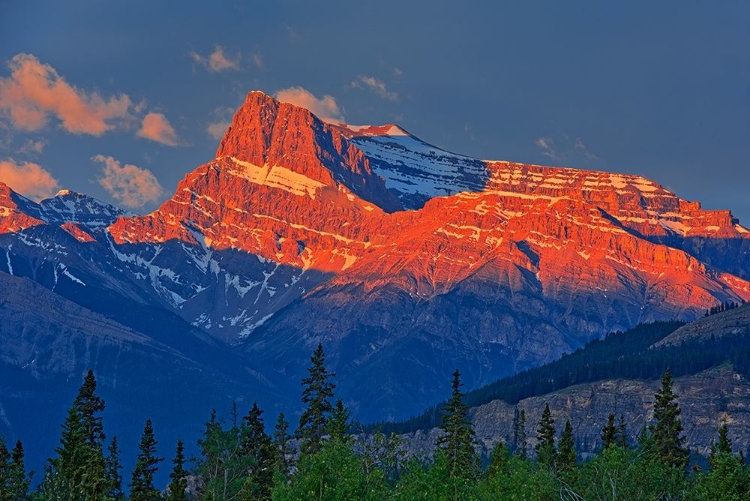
1;337;750;500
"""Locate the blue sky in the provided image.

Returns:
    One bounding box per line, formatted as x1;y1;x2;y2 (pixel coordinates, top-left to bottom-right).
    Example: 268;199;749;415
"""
1;1;749;222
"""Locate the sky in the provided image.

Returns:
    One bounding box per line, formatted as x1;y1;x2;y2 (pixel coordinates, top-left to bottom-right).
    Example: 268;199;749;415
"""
1;1;749;222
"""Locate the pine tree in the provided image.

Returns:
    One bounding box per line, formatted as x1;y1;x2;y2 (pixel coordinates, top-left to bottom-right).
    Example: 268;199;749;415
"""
273;412;292;477
239;402;275;500
649;369;689;469
130;420;163;501
167;440;188;501
436;370;479;480
8;440;30;501
105;436;124;500
488;440;510;477
298;343;336;455
512;407;528;458
326;398;351;444
0;437;11;501
535;403;556;469
601;413;617;449
616;414;628;448
557;420;576;474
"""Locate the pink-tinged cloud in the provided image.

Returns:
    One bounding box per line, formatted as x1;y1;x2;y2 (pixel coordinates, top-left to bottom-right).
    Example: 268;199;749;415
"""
351;75;398;101
137;113;180;146
207;121;230;140
0;53;132;135
0;158;58;200
190;46;240;73
274;87;344;122
92;155;163;208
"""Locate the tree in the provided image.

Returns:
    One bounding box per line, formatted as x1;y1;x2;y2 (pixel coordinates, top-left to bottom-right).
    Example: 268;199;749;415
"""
326;398;351;444
535;403;556;469
167;440;188;501
298;343;336;455
601;413;618;449
105;436;124;500
436;370;479;481
649;369;689;469
130;419;163;501
711;419;733;459
195;410;247;500
0;437;12;501
239;402;275;500
273;412;292;478
616;414;628;449
512;407;528;458
557;420;576;475
488;440;510;477
8;440;30;501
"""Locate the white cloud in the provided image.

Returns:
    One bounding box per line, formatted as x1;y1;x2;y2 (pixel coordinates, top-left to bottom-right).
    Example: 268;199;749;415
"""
274;87;344;122
190;46;241;73
92;155;163;208
207;121;230;140
137;113;180;146
536;136;600;164
0;53;132;135
0;158;58;200
351;75;398;101
17;138;46;155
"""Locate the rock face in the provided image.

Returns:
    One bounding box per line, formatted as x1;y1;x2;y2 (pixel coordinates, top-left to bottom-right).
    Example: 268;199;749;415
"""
2;91;750;421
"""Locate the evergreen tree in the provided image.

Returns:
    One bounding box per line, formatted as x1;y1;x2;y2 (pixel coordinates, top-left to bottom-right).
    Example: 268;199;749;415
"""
8;440;30;501
601;413;618;449
130;419;163;501
535;403;556;469
711;419;733;457
436;370;479;480
649;369;689;469
167;440;188;501
298;343;336;455
616;414;628;448
273;412;292;477
239;402;275;500
557;420;576;474
512;407;528;458
326;398;351;444
194;410;246;500
0;437;11;501
105;436;124;501
488;440;510;477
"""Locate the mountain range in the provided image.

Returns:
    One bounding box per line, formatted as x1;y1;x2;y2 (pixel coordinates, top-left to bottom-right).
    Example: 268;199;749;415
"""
1;90;749;468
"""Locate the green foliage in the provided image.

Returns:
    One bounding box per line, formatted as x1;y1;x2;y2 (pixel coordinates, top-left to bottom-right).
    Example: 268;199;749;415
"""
0;437;29;501
436;370;479;481
691;452;750;501
105;436;124;501
239;403;275;500
710;419;733;463
272;413;292;479
650;369;690;469
394;454;478;501
601;413;618;449
298;343;336;456
512;407;528;459
167;440;188;501
479;454;558;501
194;410;248;500
326;399;351;445
616;414;628;449
556;420;576;477
130;419;163;501
535;403;556;470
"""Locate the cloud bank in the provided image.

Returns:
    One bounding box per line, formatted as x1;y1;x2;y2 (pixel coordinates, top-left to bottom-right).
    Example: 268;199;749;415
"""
190;46;241;73
137;113;180;146
0;158;58;200
351;75;398;101
92;155;163;208
274;87;344;122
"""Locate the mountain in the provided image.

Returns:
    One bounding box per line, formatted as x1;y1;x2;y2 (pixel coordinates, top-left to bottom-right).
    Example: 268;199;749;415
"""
1;90;750;430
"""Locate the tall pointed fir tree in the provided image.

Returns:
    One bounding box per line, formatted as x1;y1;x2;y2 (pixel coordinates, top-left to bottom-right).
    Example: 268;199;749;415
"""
556;420;576;474
616;414;628;448
130;419;163;501
708;418;734;468
105;436;124;501
0;437;11;501
239;402;275;500
298;343;336;455
326;398;352;444
167;439;188;501
649;369;689;469
273;412;292;477
601;413;618;449
436;370;479;480
8;440;30;501
512;407;528;458
535;403;556;469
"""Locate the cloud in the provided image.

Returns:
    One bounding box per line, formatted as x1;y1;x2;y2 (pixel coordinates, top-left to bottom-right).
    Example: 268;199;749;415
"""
274;87;344;122
190;46;240;73
0;158;58;200
17;138;46;155
0;53;132;135
536;137;558;160
207;121;230;140
137;113;180;146
574;137;600;161
251;53;264;69
351;75;398;101
536;136;600;164
92;155;163;208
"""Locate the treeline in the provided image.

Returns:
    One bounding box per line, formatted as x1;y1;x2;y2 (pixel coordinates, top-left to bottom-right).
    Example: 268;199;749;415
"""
705;300;745;317
375;320;750;435
2;343;750;499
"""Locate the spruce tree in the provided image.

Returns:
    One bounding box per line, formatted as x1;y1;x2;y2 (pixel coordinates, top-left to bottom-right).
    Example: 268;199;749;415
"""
557;420;576;474
105;436;124;501
239;403;275;500
616;414;628;449
167;440;188;501
436;369;479;480
0;437;11;501
649;369;689;469
535;403;556;469
601;413;617;449
298;343;336;455
130;420;163;501
273;412;292;477
9;440;30;501
326;398;351;444
512;407;528;458
488;440;509;477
